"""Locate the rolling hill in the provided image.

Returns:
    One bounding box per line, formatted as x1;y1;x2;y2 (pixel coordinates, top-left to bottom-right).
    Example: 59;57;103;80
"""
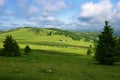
0;27;98;42
0;27;120;80
0;27;98;54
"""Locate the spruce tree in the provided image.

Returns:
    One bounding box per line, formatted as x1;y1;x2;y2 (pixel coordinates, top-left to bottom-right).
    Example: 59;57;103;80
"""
0;35;21;57
95;21;116;65
87;45;93;55
24;45;31;55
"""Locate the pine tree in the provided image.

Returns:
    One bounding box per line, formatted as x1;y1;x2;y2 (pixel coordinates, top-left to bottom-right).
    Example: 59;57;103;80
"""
95;21;116;65
24;45;31;55
87;45;93;55
0;35;21;57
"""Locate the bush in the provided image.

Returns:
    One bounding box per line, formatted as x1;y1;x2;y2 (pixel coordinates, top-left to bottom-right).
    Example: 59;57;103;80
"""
87;45;93;55
0;35;21;57
24;45;31;55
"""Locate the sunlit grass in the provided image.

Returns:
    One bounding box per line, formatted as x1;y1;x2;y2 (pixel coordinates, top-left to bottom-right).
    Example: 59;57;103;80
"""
0;29;93;55
0;28;119;80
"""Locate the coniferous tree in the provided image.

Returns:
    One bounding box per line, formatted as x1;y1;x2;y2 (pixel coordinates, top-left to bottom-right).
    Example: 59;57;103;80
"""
24;45;31;55
87;45;93;55
0;35;21;57
95;21;117;65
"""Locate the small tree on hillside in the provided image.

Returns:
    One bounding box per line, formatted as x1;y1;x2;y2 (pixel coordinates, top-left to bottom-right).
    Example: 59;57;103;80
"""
95;21;117;65
87;45;93;55
24;45;31;55
0;35;21;57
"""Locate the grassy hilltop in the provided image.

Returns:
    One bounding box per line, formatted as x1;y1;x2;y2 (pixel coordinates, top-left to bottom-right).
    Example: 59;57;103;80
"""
0;27;97;54
0;27;120;80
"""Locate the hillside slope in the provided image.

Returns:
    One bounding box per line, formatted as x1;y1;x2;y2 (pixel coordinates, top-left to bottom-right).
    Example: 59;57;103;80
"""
0;27;95;54
0;27;98;41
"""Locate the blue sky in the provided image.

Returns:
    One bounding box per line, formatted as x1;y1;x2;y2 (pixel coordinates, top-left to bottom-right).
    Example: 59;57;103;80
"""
0;0;120;31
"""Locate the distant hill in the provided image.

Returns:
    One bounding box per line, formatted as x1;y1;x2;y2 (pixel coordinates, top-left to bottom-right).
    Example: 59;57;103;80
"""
0;30;4;33
0;27;98;43
114;28;120;36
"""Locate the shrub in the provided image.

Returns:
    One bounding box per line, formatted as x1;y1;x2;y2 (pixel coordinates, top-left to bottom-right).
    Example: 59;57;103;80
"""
87;45;93;55
24;45;31;55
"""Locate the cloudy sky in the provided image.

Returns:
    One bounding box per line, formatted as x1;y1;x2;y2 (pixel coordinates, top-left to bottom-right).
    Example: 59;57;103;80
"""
0;0;120;31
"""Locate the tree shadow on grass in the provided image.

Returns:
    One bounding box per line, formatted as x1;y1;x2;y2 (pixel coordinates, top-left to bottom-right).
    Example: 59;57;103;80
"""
18;41;88;49
27;49;83;57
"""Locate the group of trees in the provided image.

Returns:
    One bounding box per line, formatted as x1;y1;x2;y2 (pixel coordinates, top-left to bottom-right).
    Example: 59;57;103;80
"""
0;35;31;57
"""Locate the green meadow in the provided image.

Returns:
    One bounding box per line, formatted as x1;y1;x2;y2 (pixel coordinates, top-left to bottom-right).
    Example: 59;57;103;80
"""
0;28;120;80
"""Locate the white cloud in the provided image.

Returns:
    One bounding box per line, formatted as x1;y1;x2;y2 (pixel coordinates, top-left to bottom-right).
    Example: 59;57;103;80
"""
35;0;67;12
44;0;66;12
5;10;14;16
46;16;55;21
29;16;55;22
28;15;65;28
0;0;4;6
112;1;120;22
77;0;114;29
80;0;112;21
1;0;120;31
28;6;39;14
35;0;45;4
16;0;67;19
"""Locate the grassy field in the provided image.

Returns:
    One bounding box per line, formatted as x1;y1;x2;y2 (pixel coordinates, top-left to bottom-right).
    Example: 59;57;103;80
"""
0;49;120;80
0;28;93;54
0;28;120;80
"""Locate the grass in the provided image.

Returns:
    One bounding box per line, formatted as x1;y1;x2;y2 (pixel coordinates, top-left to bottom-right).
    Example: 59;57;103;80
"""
0;28;120;80
0;28;93;55
0;28;93;47
0;49;120;80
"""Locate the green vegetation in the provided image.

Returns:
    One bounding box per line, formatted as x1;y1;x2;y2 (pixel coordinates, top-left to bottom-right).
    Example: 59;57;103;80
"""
115;36;120;62
0;27;120;80
0;35;21;57
95;21;119;65
24;45;31;55
0;49;120;80
87;45;93;55
0;27;93;54
19;27;98;41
